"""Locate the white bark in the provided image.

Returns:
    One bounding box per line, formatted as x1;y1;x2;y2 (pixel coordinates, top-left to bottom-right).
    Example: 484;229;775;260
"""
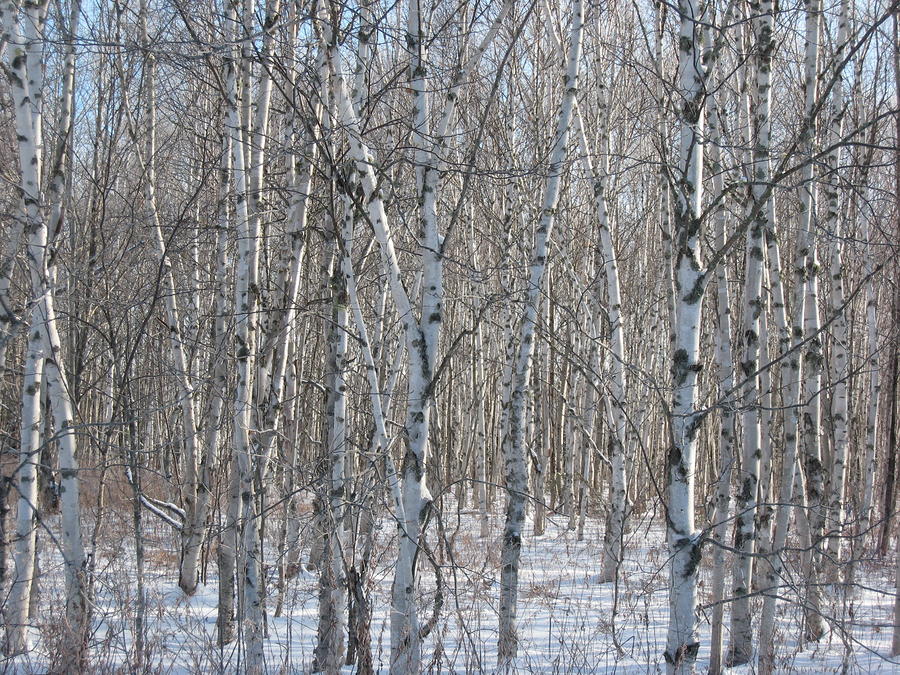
0;216;23;373
754;263;775;587
796;0;827;641
465;222;490;538
328;2;510;667
41;288;88;661
6;312;44;653
348;257;404;525
800;239;826;640
664;2;705;673
137;0;202;597
499;212;518;514
3;0;88;661
533;302;549;537
3;0;41;655
227;1;273;666
562;363;579;526
216;3;241;645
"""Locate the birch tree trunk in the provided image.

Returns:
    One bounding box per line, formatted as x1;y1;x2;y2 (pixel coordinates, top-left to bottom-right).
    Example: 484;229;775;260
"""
800;238;826;641
0;217;23;374
238;2;279;661
327;2;510;667
216;3;241;646
664;2;705;672
133;0;202;596
562;362;578;526
389;2;438;664
6;309;44;654
860;194;880;538
879;287;898;557
573;90;628;582
314;14;375;663
823;0;852;580
329;37;427;673
706;80;736;675
181;128;230;596
2;0;88;663
223;0;266;663
313;190;354;674
754;265;775;587
757;1;822;669
4;0;44;654
729;0;773;663
498;1;583;667
466;217;490;539
793;0;826;641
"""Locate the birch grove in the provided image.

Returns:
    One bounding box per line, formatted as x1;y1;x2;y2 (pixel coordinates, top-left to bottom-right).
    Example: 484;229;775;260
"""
0;0;897;673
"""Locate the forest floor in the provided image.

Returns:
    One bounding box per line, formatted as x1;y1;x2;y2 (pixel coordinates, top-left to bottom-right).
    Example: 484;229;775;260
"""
6;487;899;673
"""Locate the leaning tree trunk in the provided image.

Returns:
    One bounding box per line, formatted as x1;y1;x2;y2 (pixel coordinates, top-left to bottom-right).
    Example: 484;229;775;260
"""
498;1;583;668
328;1;510;668
573;70;628;583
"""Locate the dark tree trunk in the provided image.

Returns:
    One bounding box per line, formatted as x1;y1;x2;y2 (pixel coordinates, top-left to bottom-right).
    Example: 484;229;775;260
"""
878;284;899;557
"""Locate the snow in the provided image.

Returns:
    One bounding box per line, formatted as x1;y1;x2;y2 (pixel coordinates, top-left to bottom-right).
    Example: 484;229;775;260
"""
7;497;899;674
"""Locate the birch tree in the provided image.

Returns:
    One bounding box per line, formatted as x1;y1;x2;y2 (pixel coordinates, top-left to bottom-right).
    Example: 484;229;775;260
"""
822;0;852;580
663;1;705;672
757;0;824;668
326;1;511;668
1;0;88;663
6;290;44;654
729;0;774;664
706;63;736;675
799;69;827;649
498;1;583;666
328;31;433;671
573;90;628;582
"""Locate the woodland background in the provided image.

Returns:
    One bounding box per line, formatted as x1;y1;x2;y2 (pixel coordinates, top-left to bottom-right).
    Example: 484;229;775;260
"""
0;0;898;673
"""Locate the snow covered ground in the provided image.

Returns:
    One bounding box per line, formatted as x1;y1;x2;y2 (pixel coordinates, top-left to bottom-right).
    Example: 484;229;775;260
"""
7;495;899;673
